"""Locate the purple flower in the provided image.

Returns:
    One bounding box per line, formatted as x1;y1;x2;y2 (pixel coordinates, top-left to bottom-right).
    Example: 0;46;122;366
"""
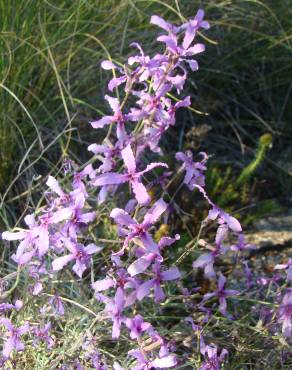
176;151;207;190
181;9;210;50
62;191;96;238
93;268;139;309
202;273;238;316
2;208;72;265
48;294;65;316
137;262;181;302
93;144;167;204
110;198;167;255
32;322;54;348
207;206;242;233
90;95;128;142
157;33;205;71
92;276;116;293
104;287;125;339
128;42;167;83
150;15;180;35
52;239;101;278
278;291;292;338
243;260;253;289
101;59;135;93
0;319;29;358
128;347;177;370
274;259;292;282
125;314;152;339
151;11;208;74
46;177;96;238
72;164;95;196
128;252;163;277
230;234;255;252
128;86;171;123
88;141;121;173
199;337;228;370
0;300;23;313
193;225;229;279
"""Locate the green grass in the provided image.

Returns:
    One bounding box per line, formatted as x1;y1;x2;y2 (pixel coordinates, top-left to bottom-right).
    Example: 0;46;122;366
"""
0;2;291;367
0;0;291;230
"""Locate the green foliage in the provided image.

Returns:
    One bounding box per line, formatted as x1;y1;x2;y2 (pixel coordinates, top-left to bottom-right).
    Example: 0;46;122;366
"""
0;3;291;366
237;133;273;186
0;0;291;228
206;133;281;225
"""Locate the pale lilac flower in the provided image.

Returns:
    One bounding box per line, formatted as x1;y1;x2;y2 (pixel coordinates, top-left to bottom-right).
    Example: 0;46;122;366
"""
72;164;95;196
0;319;29;358
52;239;101;278
93;144;167;205
193;225;229;279
137;262;181;302
0;300;23;313
104;287;125;339
48;294;65;316
199;337;228;370
101;59;128;92
175;150;207;190
128;252;163;276
243;260;253;289
2;208;71;265
128;348;177;370
128;86;171;123
110;198;167;255
194;184;242;234
277;291;292;338
274;259;292;282
62;191;96;238
127;233;180;276
88;141;121;173
93;268;137;296
28;260;49;295
165;96;191;126
207;206;242;233
125;314;151;339
37;209;72;255
46;175;70;205
91;95;128;142
32;322;54;348
181;9;210;50
128;42;167;83
185;317;203;334
157;33;205;72
151;11;207;72
92;276;116;293
150;15;180;35
230;234;255;252
202;273;238;316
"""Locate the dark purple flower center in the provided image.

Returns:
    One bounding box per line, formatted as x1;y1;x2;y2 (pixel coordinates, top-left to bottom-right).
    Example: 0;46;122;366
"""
76;249;88;262
284;304;292;317
115;112;124;123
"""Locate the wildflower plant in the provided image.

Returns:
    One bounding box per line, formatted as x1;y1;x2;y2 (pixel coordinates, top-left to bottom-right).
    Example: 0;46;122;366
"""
0;8;291;369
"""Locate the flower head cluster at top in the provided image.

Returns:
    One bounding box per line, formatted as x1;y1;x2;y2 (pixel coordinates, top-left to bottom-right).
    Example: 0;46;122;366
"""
1;9;291;369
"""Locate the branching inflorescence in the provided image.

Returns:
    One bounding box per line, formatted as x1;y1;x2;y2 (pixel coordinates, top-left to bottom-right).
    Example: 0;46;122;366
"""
1;9;291;369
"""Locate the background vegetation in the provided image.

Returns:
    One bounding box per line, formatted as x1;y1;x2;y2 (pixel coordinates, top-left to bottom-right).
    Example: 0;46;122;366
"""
0;0;291;230
0;1;291;367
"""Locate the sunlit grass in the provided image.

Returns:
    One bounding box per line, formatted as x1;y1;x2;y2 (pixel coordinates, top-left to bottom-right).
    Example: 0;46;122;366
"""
0;2;291;366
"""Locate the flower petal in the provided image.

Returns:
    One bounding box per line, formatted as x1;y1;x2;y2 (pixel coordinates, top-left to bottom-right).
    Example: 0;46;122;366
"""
52;254;74;271
131;179;150;205
93;173;127;186
121;144;136;173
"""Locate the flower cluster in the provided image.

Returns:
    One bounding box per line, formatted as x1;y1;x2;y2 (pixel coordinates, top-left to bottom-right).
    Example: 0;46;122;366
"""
0;8;290;369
